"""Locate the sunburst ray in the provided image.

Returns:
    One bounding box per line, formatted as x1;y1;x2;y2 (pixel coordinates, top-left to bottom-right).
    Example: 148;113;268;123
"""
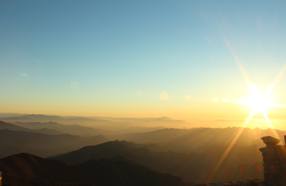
207;38;286;183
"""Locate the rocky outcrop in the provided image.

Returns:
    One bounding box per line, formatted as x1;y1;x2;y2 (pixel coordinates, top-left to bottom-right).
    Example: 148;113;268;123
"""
259;136;286;186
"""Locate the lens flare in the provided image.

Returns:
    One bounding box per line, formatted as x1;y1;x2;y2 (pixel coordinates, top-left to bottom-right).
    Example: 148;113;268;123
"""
206;37;286;184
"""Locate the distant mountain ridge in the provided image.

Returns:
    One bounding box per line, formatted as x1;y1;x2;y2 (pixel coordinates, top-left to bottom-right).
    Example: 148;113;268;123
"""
0;122;107;158
0;114;185;133
0;121;63;135
11;121;101;136
0;114;175;121
118;127;286;152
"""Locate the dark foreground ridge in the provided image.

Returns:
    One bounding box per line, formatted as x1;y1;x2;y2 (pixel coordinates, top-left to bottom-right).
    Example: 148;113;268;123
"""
195;179;265;186
0;135;285;186
0;153;190;186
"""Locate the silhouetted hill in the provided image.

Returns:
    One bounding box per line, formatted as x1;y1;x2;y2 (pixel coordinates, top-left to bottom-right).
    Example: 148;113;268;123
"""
52;140;187;166
0;153;191;186
0;129;107;158
0;153;73;180
52;140;197;181
52;137;266;184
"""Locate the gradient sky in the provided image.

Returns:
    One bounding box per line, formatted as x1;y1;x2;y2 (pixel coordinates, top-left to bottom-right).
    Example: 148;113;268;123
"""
2;1;286;128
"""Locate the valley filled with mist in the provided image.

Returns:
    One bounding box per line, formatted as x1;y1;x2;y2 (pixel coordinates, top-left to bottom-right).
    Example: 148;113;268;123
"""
0;114;282;185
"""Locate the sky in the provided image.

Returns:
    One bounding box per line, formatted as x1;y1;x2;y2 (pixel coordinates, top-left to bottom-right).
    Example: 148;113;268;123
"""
1;0;286;128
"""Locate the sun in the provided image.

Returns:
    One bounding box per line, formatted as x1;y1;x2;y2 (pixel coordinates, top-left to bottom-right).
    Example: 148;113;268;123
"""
248;94;273;113
236;83;277;125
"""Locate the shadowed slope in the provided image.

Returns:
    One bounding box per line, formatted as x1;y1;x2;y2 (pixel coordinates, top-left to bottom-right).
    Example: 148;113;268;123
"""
51;140;190;173
0;153;191;186
52;138;265;184
52;140;199;182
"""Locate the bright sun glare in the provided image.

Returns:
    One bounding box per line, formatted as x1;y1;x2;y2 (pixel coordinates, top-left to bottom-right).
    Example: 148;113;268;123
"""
237;82;284;126
249;95;272;113
238;84;276;125
239;89;274;115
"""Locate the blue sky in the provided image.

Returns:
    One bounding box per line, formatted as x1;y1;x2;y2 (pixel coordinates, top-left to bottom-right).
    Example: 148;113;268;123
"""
1;0;286;124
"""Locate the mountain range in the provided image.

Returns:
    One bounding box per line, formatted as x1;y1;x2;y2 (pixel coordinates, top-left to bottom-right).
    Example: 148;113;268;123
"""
0;121;107;158
0;117;284;184
11;121;101;136
0;121;63;135
52;140;263;184
0;114;183;134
